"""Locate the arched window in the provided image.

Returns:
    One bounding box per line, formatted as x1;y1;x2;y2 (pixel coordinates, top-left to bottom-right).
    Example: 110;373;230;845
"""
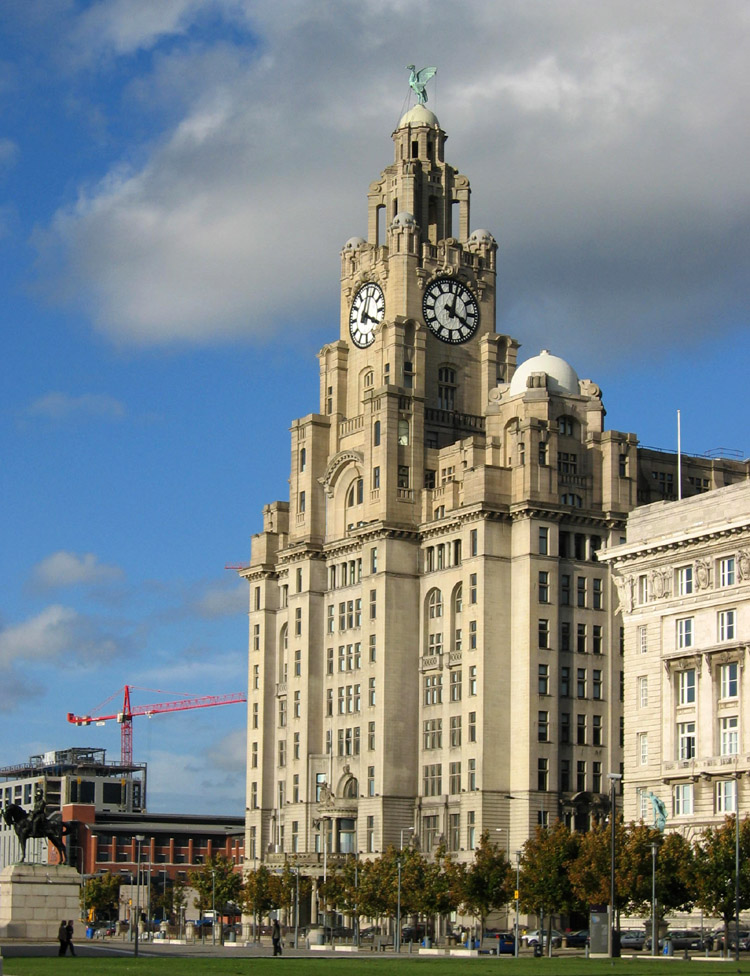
427;588;443;619
342;777;358;799
438;366;457;411
453;584;463;615
347;478;364;507
364;370;374;388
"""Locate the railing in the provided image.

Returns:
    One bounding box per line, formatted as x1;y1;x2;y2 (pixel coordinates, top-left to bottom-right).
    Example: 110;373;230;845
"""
339;415;364;437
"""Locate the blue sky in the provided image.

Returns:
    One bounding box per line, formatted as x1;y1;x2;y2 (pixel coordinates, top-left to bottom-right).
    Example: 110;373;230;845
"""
1;0;748;814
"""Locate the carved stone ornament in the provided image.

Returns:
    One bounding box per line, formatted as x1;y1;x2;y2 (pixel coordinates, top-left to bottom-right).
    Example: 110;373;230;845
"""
613;574;634;613
694;558;711;591
738;550;750;582
650;569;670;600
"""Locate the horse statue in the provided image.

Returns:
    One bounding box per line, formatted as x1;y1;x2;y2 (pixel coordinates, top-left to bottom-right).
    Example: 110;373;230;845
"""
2;802;69;864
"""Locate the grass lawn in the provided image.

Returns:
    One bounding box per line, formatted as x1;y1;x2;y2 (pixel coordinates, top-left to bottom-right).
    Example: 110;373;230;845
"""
5;957;750;976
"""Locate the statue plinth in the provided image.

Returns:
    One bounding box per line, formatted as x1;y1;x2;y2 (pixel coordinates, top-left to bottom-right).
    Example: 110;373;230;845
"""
0;863;81;940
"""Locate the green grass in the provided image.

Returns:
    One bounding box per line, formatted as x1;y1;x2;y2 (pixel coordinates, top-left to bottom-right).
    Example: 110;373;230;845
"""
5;958;750;976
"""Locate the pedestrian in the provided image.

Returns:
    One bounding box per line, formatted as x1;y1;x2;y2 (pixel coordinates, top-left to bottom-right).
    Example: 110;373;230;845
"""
58;920;68;956
65;919;76;956
272;918;282;956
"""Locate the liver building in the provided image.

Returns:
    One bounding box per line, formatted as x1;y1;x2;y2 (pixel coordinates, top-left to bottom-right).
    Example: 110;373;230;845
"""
240;90;747;876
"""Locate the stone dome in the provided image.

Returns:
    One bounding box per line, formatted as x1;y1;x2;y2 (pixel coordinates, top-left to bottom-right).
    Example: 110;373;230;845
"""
397;104;440;129
467;228;496;248
390;211;418;230
508;349;580;397
342;236;366;252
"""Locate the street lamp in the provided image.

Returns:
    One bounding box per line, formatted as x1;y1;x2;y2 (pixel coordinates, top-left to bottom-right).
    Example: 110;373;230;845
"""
134;834;145;958
400;826;414;850
651;841;658;957
735;771;741;964
607;773;623;959
211;868;216;947
396;826;413;954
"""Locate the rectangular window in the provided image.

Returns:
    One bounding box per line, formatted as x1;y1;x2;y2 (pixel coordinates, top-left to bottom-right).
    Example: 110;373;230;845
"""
577;714;586;745
538;664;549;695
561;666;570;697
278;698;287;727
592;714;602;746
592;578;603;610
638;575;648;604
450;715;462;747
560;760;570;791
678;669;696;705
469;665;477;695
577;576;586;608
577;624;587;654
717;779;737;814
593;669;602;700
673;783;693;816
253;664;260;690
293;690;301;718
295;607;302;636
718;609;736;642
397;465;409;489
639;732;648;765
423;674;443;705
450;669;462;701
539;527;549;555
638;675;648;708
252;624;260;651
592;625;602;655
469;573;478;603
368;677;376;706
538;571;549;603
467;811;476;850
294;649;301;676
252;702;259;729
369;634;376;662
538;710;549;742
676;565;693;596
537;757;549;791
368;721;375;750
449;812;461;851
293;774;299;803
720;557;736;587
293;732;300;760
560;574;571;605
469;619;477;649
576;760;586;792
721;662;739;699
560;621;571;652
592;761;602;794
678;721;696;760
278;740;286;766
720;716;739;756
468;757;477;791
327;605;334;633
449;761;461;794
470;529;478;556
423;764;442;796
638;625;648;654
369;589;377;620
561;712;570;743
251;741;258;768
577;668;586;698
468;711;477;742
422;718;442;750
538;619;550;649
676;617;693;649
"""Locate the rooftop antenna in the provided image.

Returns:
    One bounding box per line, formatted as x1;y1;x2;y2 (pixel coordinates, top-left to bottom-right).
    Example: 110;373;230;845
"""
677;410;682;500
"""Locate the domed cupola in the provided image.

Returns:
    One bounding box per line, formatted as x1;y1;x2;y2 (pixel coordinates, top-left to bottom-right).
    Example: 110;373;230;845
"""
508;349;580;397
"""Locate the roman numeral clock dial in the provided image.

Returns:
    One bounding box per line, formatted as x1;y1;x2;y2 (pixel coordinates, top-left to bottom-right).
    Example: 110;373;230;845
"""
422;277;480;344
349;282;385;348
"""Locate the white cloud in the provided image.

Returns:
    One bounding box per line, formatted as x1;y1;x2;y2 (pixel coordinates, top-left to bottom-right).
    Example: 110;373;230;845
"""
27;391;126;422
37;0;750;361
191;580;246;618
0;605;123;668
205;727;246;772
31;551;124;589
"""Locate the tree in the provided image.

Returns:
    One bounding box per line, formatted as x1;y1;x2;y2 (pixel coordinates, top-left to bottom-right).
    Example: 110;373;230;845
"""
268;862;312;928
242;864;276;938
188;854;243;943
153;877;187;924
694;815;750;949
621;825;695;920
80;872;121;922
460;832;513;937
568;820;629;915
520;822;581;953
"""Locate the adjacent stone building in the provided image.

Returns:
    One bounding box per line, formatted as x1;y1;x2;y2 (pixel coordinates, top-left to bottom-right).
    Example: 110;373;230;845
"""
602;480;750;832
240;98;749;884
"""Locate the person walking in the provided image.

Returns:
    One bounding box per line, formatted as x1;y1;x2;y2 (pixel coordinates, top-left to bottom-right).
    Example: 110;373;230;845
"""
65;919;76;956
272;918;282;956
58;920;68;956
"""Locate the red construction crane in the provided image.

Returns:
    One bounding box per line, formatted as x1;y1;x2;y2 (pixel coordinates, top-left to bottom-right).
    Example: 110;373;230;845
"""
67;685;247;766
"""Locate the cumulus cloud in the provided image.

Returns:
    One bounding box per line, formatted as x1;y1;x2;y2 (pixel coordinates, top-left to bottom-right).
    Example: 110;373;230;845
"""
27;391;126;422
35;0;750;363
31;551;124;589
0;604;124;668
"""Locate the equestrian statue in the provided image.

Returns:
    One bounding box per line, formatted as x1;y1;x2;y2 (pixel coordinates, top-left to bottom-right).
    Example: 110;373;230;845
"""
2;787;69;863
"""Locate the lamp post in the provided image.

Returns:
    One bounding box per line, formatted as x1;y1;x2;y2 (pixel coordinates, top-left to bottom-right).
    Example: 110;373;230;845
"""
134;834;145;957
400;826;414;850
211;868;216;947
735;772;741;964
515;851;521;959
396;826;413;954
651;842;658;957
607;773;623;958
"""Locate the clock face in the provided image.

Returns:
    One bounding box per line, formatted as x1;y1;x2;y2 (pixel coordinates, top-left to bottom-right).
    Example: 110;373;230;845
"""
349;282;385;348
422;277;480;344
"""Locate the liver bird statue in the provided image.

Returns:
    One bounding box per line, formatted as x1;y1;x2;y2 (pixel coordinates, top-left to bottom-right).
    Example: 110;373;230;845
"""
406;65;437;105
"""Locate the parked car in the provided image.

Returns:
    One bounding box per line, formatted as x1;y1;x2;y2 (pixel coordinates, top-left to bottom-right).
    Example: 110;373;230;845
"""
620;929;646;950
564;930;589;948
521;929;563;948
713;929;750;952
645;929;707;952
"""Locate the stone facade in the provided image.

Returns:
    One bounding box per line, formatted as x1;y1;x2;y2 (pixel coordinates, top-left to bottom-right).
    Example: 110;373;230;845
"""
0;863;80;940
602;480;750;832
240;101;749;874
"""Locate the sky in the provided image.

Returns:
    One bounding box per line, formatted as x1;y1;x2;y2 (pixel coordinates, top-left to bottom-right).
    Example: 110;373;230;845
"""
0;0;748;816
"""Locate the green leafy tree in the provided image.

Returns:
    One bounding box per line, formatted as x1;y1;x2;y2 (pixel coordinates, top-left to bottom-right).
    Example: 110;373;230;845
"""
80;872;121;922
242;864;276;938
694;815;750;949
188;854;243;943
621;825;695;919
460;831;513;937
268;862;312;925
568;820;629;914
520;822;581;953
153;877;187;924
355;846;426;923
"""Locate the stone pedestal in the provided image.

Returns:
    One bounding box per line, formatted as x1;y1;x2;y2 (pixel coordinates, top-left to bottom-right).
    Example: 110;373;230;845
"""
0;863;80;940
